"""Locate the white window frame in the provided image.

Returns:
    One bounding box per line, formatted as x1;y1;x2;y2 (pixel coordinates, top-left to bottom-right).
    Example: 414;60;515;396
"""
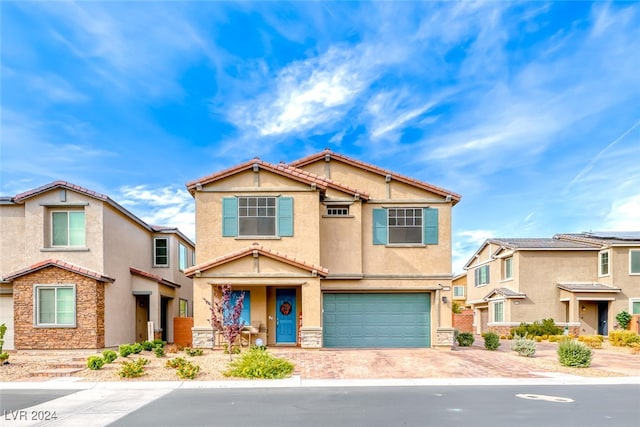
179;298;188;317
475;264;490;287
630;298;640;315
630;250;640;275
154;237;169;267
34;284;76;327
492;300;504;323
388;207;423;244
599;250;610;277
238;196;277;237
453;286;465;297
179;243;188;272
51;210;86;247
503;257;513;280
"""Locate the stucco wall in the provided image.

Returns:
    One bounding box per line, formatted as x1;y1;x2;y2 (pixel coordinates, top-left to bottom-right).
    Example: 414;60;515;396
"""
0;204;26;275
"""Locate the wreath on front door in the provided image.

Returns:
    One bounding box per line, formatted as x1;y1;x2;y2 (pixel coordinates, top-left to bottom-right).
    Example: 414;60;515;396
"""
280;301;292;316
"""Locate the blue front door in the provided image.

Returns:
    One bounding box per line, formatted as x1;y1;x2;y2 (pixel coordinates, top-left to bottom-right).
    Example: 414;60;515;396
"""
276;289;296;344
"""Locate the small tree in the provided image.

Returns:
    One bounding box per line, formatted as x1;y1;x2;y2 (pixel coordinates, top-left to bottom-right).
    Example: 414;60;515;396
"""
204;285;245;360
0;323;9;364
616;310;632;330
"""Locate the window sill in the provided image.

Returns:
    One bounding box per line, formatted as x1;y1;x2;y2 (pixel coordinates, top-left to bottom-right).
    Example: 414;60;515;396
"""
500;278;513;283
41;247;90;252
322;215;354;218
474;284;488;288
385;244;426;248
153;265;170;268
235;236;282;240
34;325;77;328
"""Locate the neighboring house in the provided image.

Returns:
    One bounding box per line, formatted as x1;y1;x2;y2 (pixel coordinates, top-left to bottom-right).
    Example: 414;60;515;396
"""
464;232;640;336
0;181;194;350
452;273;467;306
185;149;461;349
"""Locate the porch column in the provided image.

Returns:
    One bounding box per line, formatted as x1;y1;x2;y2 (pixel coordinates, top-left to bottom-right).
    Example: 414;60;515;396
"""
300;278;322;348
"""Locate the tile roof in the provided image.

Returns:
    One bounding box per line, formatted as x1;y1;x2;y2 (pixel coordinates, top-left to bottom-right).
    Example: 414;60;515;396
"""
290;149;461;204
185;242;329;277
130;267;181;288
2;259;115;283
483;287;526;300
557;282;621;292
3;181;194;247
490;238;599;249
556;232;640;246
186;158;369;200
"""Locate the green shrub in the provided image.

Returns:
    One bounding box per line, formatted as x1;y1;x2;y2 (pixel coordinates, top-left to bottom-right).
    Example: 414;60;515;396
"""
483;332;501;351
512;318;563;338
154;346;165;358
119;344;133;358
609;330;640;347
558;340;592;368
141;341;154;351
511;336;537;357
223;343;241;355
184;347;203;357
557;335;572;344
166;357;188;369
548;335;558;342
131;343;143;354
118;358;148;378
541;334;549;340
225;348;294;379
87;355;105;370
581;335;603;349
456;332;474;347
616;310;632;330
102;350;118;363
176;361;201;379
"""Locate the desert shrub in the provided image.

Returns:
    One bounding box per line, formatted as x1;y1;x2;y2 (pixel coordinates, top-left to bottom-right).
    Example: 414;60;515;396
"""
223;343;241;355
535;336;542;342
165;344;179;353
152;339;165;348
118;358;148;378
225;347;294;379
512;319;563;338
557;335;571;344
184;347;203;357
630;343;640;355
166;357;188;369
119;344;133;358
102;350;118;363
581;335;603;349
558;340;592;368
456;332;474;347
176;361;201;379
616;310;632;330
131;343;144;354
154;346;165;358
541;335;549;340
548;335;558;342
87;355;105;370
141;341;154;351
511;336;537;357
483;332;501;351
609;330;640;347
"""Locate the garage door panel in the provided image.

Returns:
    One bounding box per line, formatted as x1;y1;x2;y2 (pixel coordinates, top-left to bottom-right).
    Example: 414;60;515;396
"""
323;293;430;348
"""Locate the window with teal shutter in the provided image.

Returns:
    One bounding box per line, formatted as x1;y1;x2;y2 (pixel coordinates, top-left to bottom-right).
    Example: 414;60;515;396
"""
423;208;438;245
278;197;293;237
373;208;387;245
222;197;238;237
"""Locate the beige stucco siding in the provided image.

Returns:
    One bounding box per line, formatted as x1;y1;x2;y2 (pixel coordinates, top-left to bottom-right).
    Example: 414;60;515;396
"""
319;202;363;275
0;204;26;275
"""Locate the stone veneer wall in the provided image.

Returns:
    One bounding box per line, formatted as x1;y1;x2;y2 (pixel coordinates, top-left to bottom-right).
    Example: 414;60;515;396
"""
435;327;456;348
299;327;322;348
13;266;105;349
192;326;215;349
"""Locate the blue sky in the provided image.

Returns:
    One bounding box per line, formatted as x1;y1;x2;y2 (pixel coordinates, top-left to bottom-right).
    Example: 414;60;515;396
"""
2;1;639;273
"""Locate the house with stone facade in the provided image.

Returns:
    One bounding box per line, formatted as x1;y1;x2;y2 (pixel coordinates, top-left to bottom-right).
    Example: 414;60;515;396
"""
0;181;194;350
464;232;640;336
185;149;461;349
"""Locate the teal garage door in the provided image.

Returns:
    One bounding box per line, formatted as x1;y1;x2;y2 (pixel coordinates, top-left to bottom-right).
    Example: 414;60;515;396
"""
323;293;431;348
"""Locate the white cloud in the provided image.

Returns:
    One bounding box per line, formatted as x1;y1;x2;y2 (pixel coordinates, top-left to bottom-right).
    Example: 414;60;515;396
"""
452;229;495;274
605;195;640;231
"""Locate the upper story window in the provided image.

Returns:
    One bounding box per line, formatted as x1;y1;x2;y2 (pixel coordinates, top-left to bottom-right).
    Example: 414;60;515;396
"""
599;250;609;276
52;210;85;247
179;243;189;272
630;250;640;275
474;264;490;287
372;207;438;245
453;285;465;297
326;206;349;216
154;238;169;267
503;257;513;280
35;285;76;326
222;196;293;238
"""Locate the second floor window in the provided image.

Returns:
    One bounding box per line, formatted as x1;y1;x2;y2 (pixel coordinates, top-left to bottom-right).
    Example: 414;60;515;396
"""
475;264;490;286
453;286;465;297
326;205;349;216
372;207;438;245
52;211;85;247
388;208;422;244
503;257;513;280
599;251;609;276
179;243;188;271
630;250;640;274
239;196;276;236
154;238;169;267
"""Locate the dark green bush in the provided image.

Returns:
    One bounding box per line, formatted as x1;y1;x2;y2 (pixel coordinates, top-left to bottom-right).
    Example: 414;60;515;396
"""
616;310;632;330
184;347;203;357
102;350;118;363
141;341;154;351
456;332;474;347
558;340;592;368
152;339;165;348
87;355;105;370
512;318;563;338
119;344;133;358
131;342;144;354
483;332;501;351
225;348;294;379
154;346;165;358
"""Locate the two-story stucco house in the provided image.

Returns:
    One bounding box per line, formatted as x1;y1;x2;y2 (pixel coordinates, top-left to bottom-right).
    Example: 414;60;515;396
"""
185;150;461;349
464;232;640;336
0;181;195;350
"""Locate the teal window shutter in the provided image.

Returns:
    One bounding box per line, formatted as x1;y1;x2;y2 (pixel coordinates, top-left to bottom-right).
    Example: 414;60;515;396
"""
222;197;238;237
423;208;438;245
373;208;387;245
278;197;294;237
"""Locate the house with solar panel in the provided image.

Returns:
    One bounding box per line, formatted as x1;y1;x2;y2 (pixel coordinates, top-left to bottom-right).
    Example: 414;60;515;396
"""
463;232;640;336
185;149;461;349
